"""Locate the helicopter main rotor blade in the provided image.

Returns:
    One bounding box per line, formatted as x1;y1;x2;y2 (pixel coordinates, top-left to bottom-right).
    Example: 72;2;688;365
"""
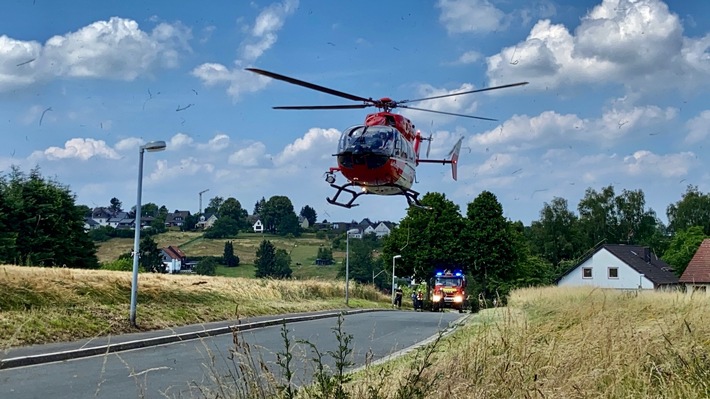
398;105;498;121
273;104;371;110
246;68;373;104
399;81;529;105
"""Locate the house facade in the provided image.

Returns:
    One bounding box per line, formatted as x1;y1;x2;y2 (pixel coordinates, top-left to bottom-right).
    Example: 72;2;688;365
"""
253;219;264;233
165;210;191;228
161;245;188;274
679;239;710;293
197;213;218;229
557;244;679;290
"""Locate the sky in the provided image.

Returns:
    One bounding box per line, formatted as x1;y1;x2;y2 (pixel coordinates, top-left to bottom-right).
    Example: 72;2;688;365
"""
1;0;709;226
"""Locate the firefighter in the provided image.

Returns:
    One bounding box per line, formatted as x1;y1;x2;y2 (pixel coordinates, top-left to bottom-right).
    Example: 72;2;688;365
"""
394;286;403;309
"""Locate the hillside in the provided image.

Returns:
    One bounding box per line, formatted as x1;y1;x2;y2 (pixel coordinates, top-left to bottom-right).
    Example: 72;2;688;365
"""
95;231;344;279
0;265;389;348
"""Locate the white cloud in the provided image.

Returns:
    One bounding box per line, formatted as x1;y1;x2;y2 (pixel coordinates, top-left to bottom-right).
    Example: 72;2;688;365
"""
229;142;266;166
0;17;191;92
273;127;341;166
115;137;144;151
169;133;195;150
623;150;695;178
469;105;676;150
197;134;230;152
685;110;710;144
32;138;121;161
486;0;710;92
400;83;482;124
437;0;507;34
192;0;298;100
457;50;482;64
147;158;215;182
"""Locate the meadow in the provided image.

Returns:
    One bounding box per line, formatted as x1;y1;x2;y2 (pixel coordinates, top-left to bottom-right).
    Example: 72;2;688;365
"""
0;265;389;348
95;231;344;280
342;286;710;398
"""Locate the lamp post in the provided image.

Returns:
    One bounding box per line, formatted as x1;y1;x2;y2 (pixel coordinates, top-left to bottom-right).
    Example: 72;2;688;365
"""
130;140;166;327
345;228;359;306
392;255;401;304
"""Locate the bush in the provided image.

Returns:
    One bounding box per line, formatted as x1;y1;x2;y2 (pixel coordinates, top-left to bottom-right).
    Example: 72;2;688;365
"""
194;257;218;276
101;257;133;271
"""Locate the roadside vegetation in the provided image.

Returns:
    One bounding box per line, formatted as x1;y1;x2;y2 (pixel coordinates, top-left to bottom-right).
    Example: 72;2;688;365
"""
198;286;710;398
0;265;389;348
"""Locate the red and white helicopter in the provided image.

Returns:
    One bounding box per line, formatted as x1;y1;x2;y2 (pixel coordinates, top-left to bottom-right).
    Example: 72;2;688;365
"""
247;68;527;208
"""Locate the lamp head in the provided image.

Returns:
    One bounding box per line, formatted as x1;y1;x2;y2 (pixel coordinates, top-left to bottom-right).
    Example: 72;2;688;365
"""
393;255;402;260
142;140;167;152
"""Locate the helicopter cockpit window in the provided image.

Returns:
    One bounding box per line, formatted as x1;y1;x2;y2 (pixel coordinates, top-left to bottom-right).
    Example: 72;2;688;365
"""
338;125;397;155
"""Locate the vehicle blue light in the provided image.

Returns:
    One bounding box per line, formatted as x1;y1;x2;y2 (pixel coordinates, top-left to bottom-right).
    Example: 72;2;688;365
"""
435;272;443;276
455;272;462;276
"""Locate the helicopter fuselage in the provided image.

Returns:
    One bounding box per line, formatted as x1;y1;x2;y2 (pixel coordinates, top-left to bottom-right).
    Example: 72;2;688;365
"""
334;112;419;194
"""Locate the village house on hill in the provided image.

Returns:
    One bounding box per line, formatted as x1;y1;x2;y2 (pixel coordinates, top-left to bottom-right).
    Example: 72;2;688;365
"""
557;244;679;290
679;239;710;293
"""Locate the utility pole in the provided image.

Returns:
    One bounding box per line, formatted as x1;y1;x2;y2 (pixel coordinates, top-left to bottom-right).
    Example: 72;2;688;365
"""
198;189;209;214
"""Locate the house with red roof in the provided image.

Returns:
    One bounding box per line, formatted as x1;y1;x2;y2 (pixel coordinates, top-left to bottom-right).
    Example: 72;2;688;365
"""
679;239;710;293
161;245;189;274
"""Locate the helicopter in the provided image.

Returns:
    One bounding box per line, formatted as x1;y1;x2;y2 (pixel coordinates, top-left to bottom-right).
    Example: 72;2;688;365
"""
246;68;528;208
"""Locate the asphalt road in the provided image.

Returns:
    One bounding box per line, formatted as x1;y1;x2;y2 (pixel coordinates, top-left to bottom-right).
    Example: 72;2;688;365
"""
0;311;465;399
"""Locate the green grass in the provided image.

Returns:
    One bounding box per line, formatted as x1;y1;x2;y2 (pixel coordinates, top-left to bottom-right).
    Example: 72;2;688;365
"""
97;231;344;280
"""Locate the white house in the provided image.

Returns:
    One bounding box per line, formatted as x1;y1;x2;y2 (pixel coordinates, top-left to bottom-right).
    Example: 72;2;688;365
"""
161;246;187;274
197;213;218;229
253;219;264;233
557;244;679;290
374;222;394;238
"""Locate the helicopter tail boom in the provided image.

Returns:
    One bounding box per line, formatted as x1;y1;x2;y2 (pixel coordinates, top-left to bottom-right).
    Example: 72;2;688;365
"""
417;137;464;181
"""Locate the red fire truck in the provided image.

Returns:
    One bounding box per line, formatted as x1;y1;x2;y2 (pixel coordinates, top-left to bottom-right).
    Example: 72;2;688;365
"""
430;270;469;313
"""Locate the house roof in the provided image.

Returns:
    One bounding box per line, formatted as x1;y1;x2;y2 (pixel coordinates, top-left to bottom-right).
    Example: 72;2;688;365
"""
84;218;99;226
162;245;186;260
557;244;679;286
679;239;710;284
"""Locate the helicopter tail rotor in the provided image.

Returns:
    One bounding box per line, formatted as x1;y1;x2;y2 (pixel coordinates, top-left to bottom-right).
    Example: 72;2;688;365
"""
448;137;463;181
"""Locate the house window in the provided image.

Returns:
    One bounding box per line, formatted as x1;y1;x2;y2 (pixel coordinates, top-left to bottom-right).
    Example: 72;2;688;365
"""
582;268;592;278
608;267;619;279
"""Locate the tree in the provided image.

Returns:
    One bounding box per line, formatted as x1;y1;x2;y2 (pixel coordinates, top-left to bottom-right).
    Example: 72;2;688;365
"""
662;226;707;276
667;185;710;236
76;204;91;218
529;197;584;267
203;217;240;239
141;202;160;218
109;197;122;214
578;185;618;247
261;195;301;236
381;192;466;281
316;246;334;264
253;240;292;278
2;166;98;268
182;213;198;231
223;241;240;267
273;249;293;278
253;196;266;215
194;257;218;276
219;197;249;231
462;191;520;297
300;205;317;226
139;236;163;272
205;196;224;215
338;237;380;284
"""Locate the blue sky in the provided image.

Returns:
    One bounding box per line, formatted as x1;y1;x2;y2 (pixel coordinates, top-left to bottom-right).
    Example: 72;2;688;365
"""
1;0;709;226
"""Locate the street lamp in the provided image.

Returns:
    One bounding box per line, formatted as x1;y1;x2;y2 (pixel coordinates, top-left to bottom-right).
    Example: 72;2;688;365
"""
392;255;402;304
130;140;166;327
345;228;359;306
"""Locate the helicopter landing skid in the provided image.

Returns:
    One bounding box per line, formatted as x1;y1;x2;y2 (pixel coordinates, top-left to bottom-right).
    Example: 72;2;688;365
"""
326;182;432;210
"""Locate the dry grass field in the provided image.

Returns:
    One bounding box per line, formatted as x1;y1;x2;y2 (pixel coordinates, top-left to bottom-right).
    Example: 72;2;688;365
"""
344;286;710;398
0;265;389;348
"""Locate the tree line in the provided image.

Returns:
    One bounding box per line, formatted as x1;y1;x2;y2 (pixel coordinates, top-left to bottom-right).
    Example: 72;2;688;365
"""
2;166;708;291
